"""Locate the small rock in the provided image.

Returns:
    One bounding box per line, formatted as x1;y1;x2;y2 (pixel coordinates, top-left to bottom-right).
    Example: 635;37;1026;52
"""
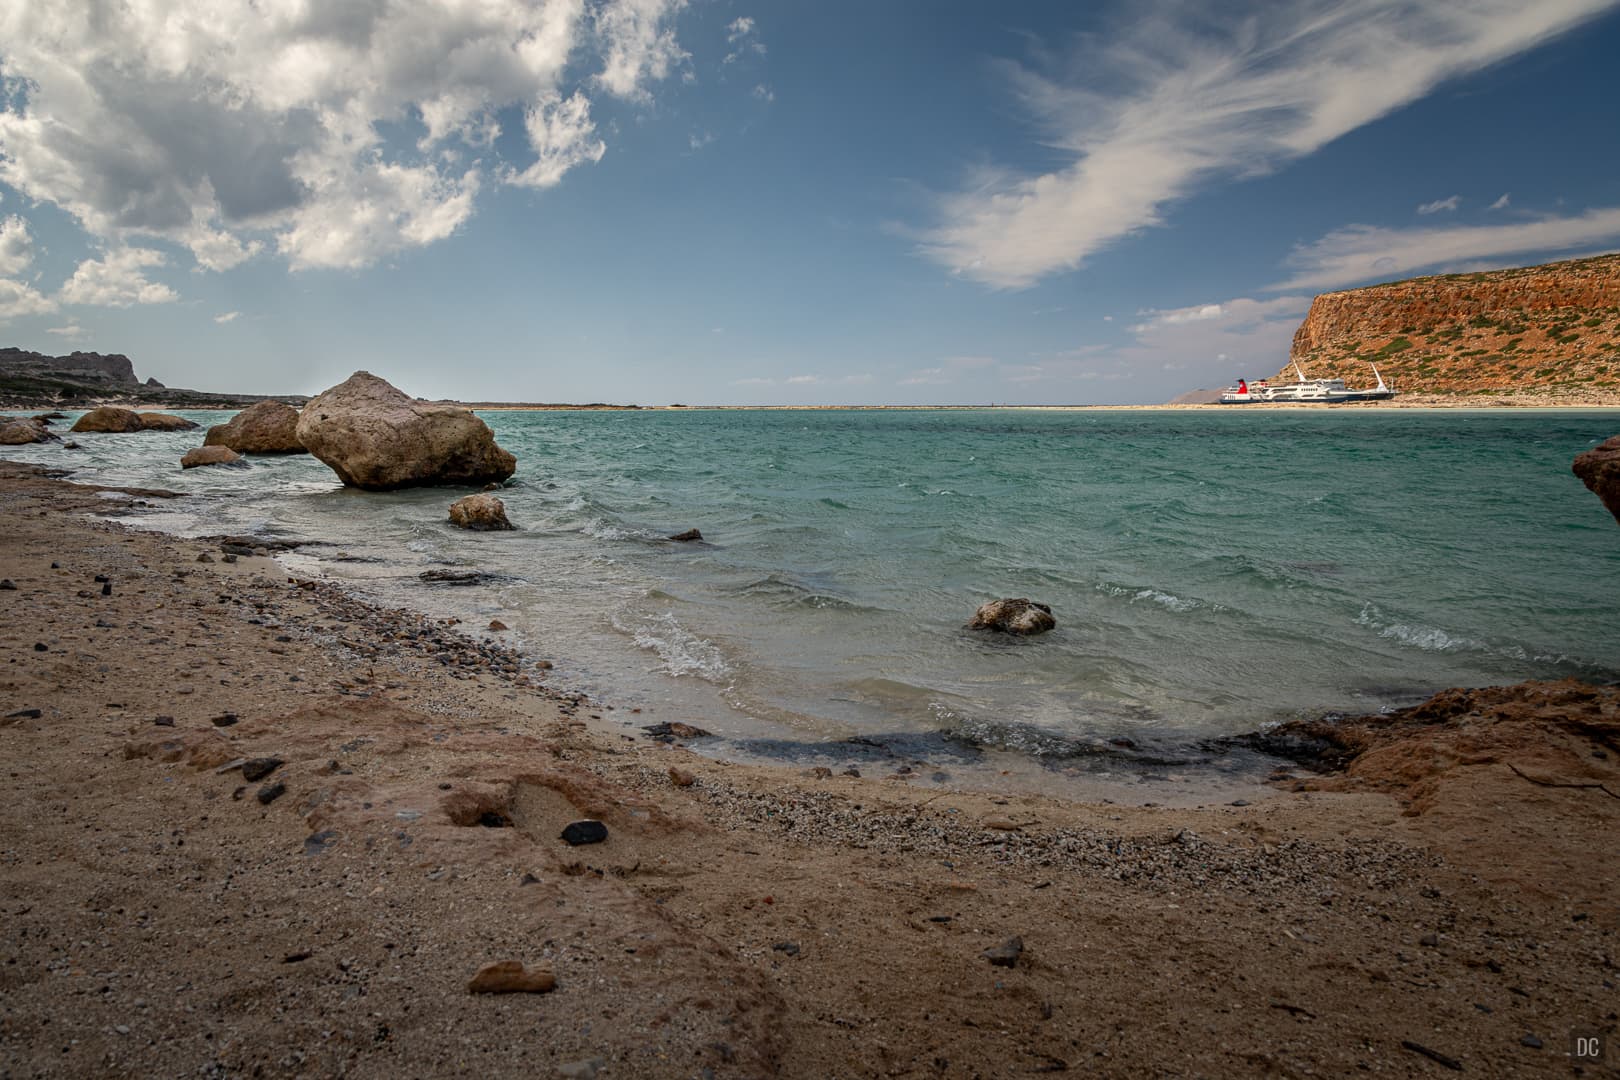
810;766;833;779
560;820;608;846
419;569;484;586
211;713;239;727
1520;1034;1543;1049
257;782;286;805
303;830;337;855
153;716;175;727
448;493;515;531
33;642;47;652
1420;933;1440;947
6;708;42;719
100;581;112;596
222;553;238;564
487;620;508;631
242;757;284;782
668;767;696;788
196;553;214;563
772;941;801;957
983;937;1024;968
556;1058;604;1079
0;579;14;590
967;598;1055;635
983;819;1020;831
668;528;703;542
466;960;557;994
519;872;540;886
643;721;712;740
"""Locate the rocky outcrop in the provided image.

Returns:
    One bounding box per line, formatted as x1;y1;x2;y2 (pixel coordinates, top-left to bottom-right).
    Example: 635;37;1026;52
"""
136;412;199;431
967;598;1055;635
1280;253;1620;395
204;401;305;454
1573;435;1620;525
296;372;517;491
70;406;145;433
0;347;139;385
0;415;56;444
181;446;245;469
448;493;515;531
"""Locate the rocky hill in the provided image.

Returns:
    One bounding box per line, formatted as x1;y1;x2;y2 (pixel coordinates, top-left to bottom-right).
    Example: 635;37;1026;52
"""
1276;253;1620;396
0;347;304;409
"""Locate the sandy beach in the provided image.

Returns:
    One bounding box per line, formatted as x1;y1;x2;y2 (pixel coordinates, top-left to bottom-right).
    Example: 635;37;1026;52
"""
1;460;1616;1078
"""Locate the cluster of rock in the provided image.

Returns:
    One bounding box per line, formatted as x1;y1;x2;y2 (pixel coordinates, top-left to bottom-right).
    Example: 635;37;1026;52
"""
0;414;61;445
71;406;198;433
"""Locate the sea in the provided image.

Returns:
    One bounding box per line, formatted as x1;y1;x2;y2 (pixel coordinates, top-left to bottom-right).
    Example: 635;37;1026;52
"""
13;407;1620;792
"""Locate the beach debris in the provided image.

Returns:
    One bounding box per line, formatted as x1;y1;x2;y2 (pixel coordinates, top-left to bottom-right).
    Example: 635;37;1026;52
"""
180;445;246;469
643;721;711;740
967;598;1055;635
560;819;609;846
668;767;696;787
295;370;516;490
203;400;306;454
419;568;486;586
242;757;284;782
668;528;703;542
257;781;286;805
466;960;557;994
983;937;1024;968
448;493;515;531
1573;434;1620;525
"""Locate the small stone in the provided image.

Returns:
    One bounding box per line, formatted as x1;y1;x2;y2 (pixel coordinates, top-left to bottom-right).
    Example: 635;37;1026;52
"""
1520;1034;1543;1049
257;782;286;805
643;721;711;740
772;942;801;957
466;960;556;994
519;872;541;886
983;819;1020;831
967;597;1055;635
242;757;284;782
211;713;239;727
983;937;1024;968
153;716;175;727
196;553;214;563
668;767;696;788
560;820;608;846
101;581;112;596
668;528;703;542
0;579;14;590
810;766;833;779
6;708;42;719
222;553;238;564
487;620;508;631
843;767;861;778
33;642;47;652
1420;933;1439;947
303;830;337;855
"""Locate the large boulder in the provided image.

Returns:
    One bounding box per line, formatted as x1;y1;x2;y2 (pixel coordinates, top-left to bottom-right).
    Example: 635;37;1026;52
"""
70;406;144;433
967;598;1056;635
1574;435;1620;525
296;372;516;490
181;446;245;469
448;493;515;531
137;412;199;431
204;400;305;454
0;416;56;445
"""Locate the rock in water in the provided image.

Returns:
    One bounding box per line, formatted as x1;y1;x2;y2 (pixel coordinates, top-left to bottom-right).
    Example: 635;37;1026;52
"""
295;371;516;490
668;528;703;542
70;406;145;433
137;412;200;431
967;598;1055;635
203;400;306;454
467;960;557;994
181;446;246;469
448;493;515;531
1573;435;1620;525
0;416;56;445
560;820;608;846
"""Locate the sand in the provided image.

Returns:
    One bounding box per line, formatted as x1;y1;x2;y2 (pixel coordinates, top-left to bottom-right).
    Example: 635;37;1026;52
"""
1;461;1616;1078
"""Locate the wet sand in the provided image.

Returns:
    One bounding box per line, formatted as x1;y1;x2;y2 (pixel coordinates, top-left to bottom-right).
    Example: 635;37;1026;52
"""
1;461;1615;1078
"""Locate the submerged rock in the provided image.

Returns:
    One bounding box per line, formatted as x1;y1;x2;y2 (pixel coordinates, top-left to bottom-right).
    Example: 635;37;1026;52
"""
967;598;1055;635
448;493;514;531
181;446;246;469
668;528;703;542
70;406;145;433
136;412;200;431
204;400;305;454
295;371;516;490
1573;434;1620;525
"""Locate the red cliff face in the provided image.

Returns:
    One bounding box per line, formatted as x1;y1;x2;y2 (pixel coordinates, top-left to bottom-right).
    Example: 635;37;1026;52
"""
1277;253;1620;394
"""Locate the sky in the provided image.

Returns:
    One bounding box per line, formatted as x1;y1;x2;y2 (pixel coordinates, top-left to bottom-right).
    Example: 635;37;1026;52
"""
3;0;1620;406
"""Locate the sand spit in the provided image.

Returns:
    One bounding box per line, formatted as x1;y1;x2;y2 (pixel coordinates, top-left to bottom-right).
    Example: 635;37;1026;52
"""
1;461;1615;1077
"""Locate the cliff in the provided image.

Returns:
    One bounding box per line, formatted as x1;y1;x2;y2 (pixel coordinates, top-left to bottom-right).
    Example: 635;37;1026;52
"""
0;347;139;385
1278;253;1620;395
0;346;306;409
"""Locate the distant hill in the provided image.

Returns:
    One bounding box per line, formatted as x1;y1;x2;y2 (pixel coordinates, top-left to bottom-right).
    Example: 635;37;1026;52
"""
1276;253;1620;395
0;347;306;409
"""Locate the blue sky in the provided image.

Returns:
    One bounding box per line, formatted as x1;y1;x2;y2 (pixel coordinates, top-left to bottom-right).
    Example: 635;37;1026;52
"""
3;0;1620;405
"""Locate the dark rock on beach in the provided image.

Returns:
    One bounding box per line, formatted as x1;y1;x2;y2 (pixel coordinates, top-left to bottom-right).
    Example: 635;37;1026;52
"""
242;757;284;782
295;371;516;490
448;493;514;531
560;820;608;846
968;598;1055;635
983;937;1024;967
419;569;486;586
668;528;703;542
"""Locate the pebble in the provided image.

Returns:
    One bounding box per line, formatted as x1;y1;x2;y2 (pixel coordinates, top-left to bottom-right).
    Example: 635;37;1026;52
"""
6;708;42;719
668;767;696;788
560;820;608;846
241;757;284;782
257;782;286;805
153;716;174;727
1420;933;1440;947
983;937;1024;968
466;960;556;994
0;579;14;590
556;1058;604;1079
1521;1034;1543;1049
211;713;239;727
772;942;801;957
196;553;214;563
487;620;508;631
303;830;337;855
33;642;47;652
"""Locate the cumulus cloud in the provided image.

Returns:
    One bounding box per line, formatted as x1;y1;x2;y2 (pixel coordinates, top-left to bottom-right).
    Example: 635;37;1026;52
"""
1417;195;1461;214
0;278;56;320
0;0;692;275
1272;207;1620;291
0;215;34;277
920;0;1617;289
58;248;179;307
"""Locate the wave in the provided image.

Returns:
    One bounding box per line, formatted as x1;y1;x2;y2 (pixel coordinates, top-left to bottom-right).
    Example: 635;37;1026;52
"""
611;609;732;683
1097;582;1213;614
735;573;875;613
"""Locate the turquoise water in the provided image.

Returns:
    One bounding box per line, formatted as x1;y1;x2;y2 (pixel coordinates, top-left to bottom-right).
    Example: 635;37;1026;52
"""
15;408;1620;752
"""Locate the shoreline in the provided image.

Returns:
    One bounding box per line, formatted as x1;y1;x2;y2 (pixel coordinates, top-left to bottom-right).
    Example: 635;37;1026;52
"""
2;461;1616;1075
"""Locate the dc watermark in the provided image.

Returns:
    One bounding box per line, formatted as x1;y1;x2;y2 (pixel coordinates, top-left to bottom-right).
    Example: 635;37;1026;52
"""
1570;1031;1606;1063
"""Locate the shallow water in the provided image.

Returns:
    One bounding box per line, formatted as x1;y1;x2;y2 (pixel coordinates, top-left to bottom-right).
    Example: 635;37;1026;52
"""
16;407;1620;765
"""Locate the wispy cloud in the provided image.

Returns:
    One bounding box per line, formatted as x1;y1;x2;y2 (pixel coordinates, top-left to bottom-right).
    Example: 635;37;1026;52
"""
723;16;766;65
920;0;1618;289
1272;207;1620;291
1490;192;1512;210
1417;195;1461;215
46;323;86;337
214;311;241;324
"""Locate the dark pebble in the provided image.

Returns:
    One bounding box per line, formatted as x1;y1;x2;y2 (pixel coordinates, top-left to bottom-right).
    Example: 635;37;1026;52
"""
983;937;1024;968
520;872;540;886
667;529;703;542
0;579;15;590
560;820;608;846
94;574;109;583
101;582;112;596
222;553;238;564
257;782;286;805
303;830;338;855
771;942;800;957
1520;1035;1542;1049
1420;933;1439;947
33;642;47;652
211;713;239;727
6;708;42;719
242;757;283;782
153;716;175;727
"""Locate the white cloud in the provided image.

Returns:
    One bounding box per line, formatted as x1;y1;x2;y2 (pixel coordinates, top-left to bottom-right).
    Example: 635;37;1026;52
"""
688;130;717;151
1490;193;1512;210
1273;207;1620;291
0;0;695;274
920;0;1617;289
58;248;179;307
752;84;775;103
727;17;756;41
785;374;820;385
1417;195;1461;214
46;323;86;337
214;311;241;324
0;279;57;319
0;215;34;277
723;15;766;65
